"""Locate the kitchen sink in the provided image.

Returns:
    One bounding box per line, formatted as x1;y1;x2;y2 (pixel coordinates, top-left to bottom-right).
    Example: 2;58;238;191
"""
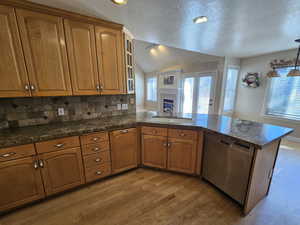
151;116;193;124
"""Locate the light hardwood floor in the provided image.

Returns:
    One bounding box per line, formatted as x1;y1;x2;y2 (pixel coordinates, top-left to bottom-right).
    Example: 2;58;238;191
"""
1;141;300;225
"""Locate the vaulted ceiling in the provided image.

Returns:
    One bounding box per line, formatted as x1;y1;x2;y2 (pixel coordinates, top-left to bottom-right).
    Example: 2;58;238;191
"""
134;40;221;73
29;0;300;58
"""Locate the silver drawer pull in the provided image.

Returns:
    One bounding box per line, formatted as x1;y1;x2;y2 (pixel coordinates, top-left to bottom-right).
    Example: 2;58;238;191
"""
93;147;100;152
180;133;186;137
95;158;102;162
55;143;65;148
1;152;16;158
95;171;102;175
92;137;99;141
121;130;129;134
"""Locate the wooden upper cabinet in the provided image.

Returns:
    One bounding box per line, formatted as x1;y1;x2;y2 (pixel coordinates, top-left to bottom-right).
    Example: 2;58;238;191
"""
95;26;125;95
142;134;167;169
39;147;85;196
64;19;100;95
110;128;138;173
167;137;197;174
16;9;72;96
0;6;30;98
0;156;45;212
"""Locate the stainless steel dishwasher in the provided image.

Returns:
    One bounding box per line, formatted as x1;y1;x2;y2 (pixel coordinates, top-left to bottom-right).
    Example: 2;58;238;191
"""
202;132;254;205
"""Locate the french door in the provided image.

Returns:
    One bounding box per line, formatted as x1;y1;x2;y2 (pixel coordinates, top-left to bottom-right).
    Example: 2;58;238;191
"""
181;73;216;114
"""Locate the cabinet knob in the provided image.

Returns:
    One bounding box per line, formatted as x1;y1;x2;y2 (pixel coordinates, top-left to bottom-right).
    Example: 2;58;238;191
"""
24;85;30;91
93;137;99;141
180;133;186;137
121;130;129;134
30;85;35;91
93;147;100;152
55;143;64;148
95;171;102;175
38;160;44;168
33;161;39;169
95;158;102;162
96;85;100;91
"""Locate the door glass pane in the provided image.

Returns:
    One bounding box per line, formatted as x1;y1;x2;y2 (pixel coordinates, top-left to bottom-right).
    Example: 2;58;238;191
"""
197;76;212;114
182;77;194;114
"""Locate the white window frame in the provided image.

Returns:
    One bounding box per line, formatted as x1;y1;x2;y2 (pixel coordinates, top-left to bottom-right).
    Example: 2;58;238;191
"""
261;68;300;123
146;75;158;102
221;66;240;114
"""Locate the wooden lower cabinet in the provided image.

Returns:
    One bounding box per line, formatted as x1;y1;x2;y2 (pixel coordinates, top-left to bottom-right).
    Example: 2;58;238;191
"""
39;147;85;196
167;137;197;174
110;128;138;173
0;156;45;212
142;134;167;169
141;127;199;174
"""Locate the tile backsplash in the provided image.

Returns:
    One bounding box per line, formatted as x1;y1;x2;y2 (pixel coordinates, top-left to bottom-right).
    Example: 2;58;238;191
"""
0;95;136;129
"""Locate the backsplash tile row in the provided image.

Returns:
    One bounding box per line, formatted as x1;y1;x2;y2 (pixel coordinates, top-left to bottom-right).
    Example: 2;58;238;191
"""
0;95;136;129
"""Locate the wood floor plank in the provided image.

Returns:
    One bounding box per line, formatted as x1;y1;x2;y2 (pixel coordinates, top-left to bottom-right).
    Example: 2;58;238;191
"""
1;145;300;225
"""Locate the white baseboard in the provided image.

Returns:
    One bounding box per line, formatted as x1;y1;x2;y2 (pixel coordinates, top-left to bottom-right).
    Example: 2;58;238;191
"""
285;136;300;143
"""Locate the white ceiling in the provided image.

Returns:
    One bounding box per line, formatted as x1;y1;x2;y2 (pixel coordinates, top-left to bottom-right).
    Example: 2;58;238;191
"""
29;0;300;58
134;40;221;73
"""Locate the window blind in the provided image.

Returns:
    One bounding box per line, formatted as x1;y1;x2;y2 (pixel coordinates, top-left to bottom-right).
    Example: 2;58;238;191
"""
266;67;300;120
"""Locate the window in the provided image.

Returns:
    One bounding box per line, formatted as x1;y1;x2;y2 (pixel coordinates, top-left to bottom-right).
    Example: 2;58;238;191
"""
265;67;300;120
223;67;239;112
146;77;157;101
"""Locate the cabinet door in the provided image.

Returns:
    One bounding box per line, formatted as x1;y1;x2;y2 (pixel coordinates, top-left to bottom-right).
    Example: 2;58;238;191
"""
39;148;85;196
110;128;138;173
167;138;197;174
16;9;72;96
95;26;125;94
0;6;30;97
0;157;45;212
64;19;100;95
142;134;167;169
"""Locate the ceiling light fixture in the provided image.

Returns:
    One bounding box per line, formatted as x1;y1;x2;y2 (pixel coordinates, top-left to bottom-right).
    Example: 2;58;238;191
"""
111;0;128;6
267;68;280;78
193;16;208;24
287;39;300;77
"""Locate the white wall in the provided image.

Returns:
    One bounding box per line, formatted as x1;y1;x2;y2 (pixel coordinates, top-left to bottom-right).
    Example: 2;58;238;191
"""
235;48;300;138
135;63;145;112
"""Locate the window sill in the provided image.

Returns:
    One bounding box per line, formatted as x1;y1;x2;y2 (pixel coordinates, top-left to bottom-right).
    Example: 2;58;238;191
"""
262;114;300;124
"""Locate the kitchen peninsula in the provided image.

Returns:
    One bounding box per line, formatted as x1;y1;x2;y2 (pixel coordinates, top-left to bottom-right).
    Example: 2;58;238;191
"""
0;112;293;215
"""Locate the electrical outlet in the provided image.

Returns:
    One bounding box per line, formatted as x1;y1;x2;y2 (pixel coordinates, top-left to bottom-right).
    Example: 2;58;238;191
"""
117;104;122;110
58;108;65;116
130;98;135;104
122;104;128;110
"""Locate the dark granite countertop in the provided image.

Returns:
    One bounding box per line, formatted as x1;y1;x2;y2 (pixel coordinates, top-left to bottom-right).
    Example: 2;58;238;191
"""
0;112;294;149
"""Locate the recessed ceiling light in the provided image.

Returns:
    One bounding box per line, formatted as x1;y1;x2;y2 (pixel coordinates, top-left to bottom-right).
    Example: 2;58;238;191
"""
111;0;128;5
193;16;208;24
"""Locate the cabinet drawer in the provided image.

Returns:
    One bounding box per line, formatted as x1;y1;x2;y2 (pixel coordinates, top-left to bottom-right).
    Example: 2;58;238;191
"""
111;128;136;137
85;162;111;183
141;126;167;136
0;144;36;162
35;136;80;154
81;142;110;156
83;151;111;168
168;129;198;140
80;132;109;146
